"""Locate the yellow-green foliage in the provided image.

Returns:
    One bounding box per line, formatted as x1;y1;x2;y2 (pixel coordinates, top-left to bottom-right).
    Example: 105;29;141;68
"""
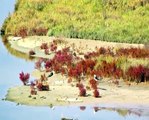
94;55;149;73
2;0;149;43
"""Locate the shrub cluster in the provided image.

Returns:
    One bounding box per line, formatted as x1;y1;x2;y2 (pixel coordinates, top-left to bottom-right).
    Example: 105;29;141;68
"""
3;0;149;44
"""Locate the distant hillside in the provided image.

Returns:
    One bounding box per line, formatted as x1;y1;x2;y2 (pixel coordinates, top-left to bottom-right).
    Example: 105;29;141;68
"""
2;0;149;44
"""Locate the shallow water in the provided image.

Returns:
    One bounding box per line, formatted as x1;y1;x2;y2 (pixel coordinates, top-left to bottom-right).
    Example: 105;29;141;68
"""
0;0;149;120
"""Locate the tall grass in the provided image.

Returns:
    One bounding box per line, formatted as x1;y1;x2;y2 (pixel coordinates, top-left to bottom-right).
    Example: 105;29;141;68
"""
2;0;149;44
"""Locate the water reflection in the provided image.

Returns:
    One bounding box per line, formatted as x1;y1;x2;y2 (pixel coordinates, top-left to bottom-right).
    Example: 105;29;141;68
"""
0;0;149;120
2;39;35;61
78;106;149;120
90;106;144;117
79;106;86;111
0;103;149;120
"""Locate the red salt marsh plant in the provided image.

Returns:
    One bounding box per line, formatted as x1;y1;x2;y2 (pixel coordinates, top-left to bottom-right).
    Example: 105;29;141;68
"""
82;59;96;71
43;47;74;74
93;89;100;98
89;79;100;98
84;47;114;59
31;28;48;36
19;72;30;85
50;43;57;52
76;83;86;97
116;48;149;58
37;83;49;91
44;59;53;69
36;82;43;91
98;47;108;55
89;78;98;90
79;88;86;97
54;48;73;65
53;63;62;73
30;82;37;95
40;43;48;49
126;65;149;83
84;47;149;60
68;66;82;80
126;65;144;82
15;27;28;38
84;51;99;59
96;60;123;79
68;59;96;79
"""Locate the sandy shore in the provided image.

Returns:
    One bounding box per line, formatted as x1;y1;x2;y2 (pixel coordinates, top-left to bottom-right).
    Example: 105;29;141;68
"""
5;36;149;107
8;36;147;59
6;70;149;107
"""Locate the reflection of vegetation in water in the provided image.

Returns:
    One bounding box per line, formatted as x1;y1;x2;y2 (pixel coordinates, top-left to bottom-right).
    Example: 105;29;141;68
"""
79;106;86;111
86;106;143;117
117;109;129;117
2;38;35;61
101;107;129;117
107;107;142;117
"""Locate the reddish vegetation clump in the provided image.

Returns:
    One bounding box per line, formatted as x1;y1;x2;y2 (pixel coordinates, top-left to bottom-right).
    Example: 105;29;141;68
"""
36;74;49;91
50;43;57;52
36;82;43;91
84;47;114;59
44;59;53;69
15;28;48;37
126;65;149;83
84;51;99;59
79;88;86;97
93;89;100;98
44;49;49;55
116;48;149;58
19;72;30;85
68;59;96;80
54;48;73;65
37;83;49;91
30;83;37;95
20;44;149;99
76;83;86;97
89;79;97;90
89;78;100;98
15;27;28;38
40;43;48;49
76;83;84;89
95;60;123;79
31;28;48;36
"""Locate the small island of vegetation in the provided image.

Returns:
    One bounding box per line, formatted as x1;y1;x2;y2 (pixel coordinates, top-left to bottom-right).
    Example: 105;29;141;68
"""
2;0;149;107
